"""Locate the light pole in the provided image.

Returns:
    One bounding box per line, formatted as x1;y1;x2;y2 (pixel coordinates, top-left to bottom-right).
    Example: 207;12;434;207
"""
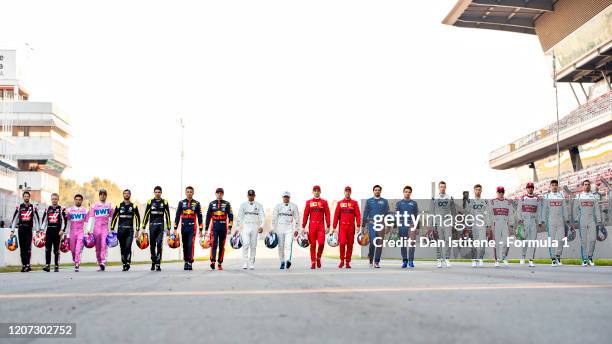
179;117;184;200
552;53;561;182
178;117;184;261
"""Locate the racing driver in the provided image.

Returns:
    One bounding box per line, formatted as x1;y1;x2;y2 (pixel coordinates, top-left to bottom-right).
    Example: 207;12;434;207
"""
302;185;331;269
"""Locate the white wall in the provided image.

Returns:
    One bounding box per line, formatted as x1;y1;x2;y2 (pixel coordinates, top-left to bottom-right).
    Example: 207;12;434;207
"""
359;226;612;260
0;172;16;193
0;192;17;224
11;136;69;164
17;171;59;193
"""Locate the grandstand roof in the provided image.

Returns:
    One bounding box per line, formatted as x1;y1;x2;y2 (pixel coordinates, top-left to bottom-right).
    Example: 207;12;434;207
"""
556;41;612;83
443;1;612;84
442;0;553;35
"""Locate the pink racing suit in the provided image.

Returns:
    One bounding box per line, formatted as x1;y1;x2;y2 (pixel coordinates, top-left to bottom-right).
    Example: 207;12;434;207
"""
66;206;88;264
86;202;114;265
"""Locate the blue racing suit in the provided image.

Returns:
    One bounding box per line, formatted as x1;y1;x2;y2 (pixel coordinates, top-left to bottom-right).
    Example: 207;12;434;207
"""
396;199;419;262
205;199;234;264
174;198;203;264
362;197;390;263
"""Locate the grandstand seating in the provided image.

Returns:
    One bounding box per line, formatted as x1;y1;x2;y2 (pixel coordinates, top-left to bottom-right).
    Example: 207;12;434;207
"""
496;90;611;155
510;161;611;199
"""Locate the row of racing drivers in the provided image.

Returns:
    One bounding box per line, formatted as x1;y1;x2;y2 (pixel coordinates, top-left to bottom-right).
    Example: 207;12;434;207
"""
7;179;608;272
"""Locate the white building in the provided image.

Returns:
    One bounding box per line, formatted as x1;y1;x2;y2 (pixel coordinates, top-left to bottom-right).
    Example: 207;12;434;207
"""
0;49;71;223
0;113;18;226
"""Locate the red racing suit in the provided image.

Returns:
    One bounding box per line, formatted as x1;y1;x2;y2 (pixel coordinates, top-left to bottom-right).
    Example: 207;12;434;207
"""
302;197;331;262
333;198;361;263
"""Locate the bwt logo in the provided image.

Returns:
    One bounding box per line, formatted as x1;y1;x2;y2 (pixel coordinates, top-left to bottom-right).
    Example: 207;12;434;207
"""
95;209;110;216
70;213;85;221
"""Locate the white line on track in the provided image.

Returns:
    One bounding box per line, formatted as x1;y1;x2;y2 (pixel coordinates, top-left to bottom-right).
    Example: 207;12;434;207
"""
235;270;432;276
1;283;611;299
0;270;432;279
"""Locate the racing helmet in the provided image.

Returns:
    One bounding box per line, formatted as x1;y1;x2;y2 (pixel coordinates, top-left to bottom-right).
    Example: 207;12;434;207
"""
515;223;526;240
565;224;576;242
357;230;369;246
596;224;608;242
200;232;211;249
136;232;149;249
326;232;339;247
167;232;181;248
33;230;46;248
83;232;96;248
265;232;279;249
296;232;309;248
59;237;71;253
230;232;243;249
5;234;18;251
425;228;439;241
106;232;119;248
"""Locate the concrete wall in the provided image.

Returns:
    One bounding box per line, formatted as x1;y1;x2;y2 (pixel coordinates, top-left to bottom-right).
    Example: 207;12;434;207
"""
358;225;612;260
356;197;612;260
11;136;69;164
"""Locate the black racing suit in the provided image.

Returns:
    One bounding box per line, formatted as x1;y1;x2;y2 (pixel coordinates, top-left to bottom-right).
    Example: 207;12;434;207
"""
111;202;141;265
174;199;203;263
41;205;67;267
142;198;171;265
205;199;233;264
11;203;41;266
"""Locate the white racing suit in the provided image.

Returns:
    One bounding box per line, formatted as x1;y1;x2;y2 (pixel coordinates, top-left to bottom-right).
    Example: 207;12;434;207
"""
541;192;569;260
272;202;300;264
573;192;602;261
490;198;515;262
236;201;265;267
517;194;541;260
465;198;490;260
432;194;456;260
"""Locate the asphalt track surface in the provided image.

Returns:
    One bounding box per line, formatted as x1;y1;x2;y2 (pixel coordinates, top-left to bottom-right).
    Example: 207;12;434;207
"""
1;257;612;344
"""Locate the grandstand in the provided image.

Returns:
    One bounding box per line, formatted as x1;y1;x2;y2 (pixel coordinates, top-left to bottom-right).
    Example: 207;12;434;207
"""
443;0;612;219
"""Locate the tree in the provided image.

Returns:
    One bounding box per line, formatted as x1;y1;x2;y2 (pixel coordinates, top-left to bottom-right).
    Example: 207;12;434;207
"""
59;177;123;207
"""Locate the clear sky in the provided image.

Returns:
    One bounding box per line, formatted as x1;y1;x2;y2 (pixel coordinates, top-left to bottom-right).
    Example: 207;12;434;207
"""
1;0;580;207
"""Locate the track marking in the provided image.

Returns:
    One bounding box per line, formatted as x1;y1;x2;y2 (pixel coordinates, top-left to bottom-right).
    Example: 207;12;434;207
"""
241;270;431;276
1;283;611;299
0;269;432;279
